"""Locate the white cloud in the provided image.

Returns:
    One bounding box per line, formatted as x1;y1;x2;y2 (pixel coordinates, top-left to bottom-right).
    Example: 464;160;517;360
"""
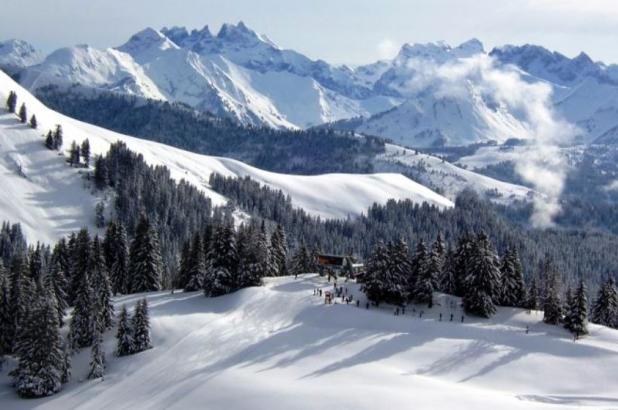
402;53;578;227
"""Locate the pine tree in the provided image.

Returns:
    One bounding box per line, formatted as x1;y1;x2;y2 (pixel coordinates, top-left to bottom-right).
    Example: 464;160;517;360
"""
81;139;91;167
60;340;71;384
462;232;501;318
69;228;91;305
68;141;80;167
8;253;29;353
68;269;95;350
290;241;313;277
439;247;457;295
104;221;129;295
176;239;192;290
204;225;238;297
543;273;563;325
28;114;38;129
499;247;526;307
408;240;428;300
563;286;574;332
453;234;474;297
88;318;105;380
591;277;618;328
129;215;163;293
91;236;114;329
6;91;17;113
236;225;265;288
18;103;27;123
524;277;540;311
11;288;65;398
0;263;11;356
132;299;152;353
44;256;69;326
567;281;589;338
429;234;445;288
53;125;63;150
411;241;434;307
270;224;287;276
93;155;109;189
362;241;407;306
45;130;54;149
185;233;206;291
116;305;134;356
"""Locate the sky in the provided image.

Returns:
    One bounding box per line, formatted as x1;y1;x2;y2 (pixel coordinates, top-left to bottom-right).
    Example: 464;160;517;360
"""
1;0;618;65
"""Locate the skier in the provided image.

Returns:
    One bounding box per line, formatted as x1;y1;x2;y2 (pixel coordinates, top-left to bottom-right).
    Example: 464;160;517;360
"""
439;313;442;321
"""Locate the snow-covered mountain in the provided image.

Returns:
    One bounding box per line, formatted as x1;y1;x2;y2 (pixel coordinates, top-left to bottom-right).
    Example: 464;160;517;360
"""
3;275;618;409
0;39;43;75
0;70;452;243
16;24;399;129
9;27;618;147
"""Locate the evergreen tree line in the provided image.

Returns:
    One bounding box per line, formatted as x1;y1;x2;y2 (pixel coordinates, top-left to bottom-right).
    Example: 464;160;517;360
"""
115;299;152;358
210;174;618;292
36;86;384;175
6;90;38;129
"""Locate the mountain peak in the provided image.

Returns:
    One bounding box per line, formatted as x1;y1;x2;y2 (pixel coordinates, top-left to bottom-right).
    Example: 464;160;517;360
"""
453;38;484;57
117;27;179;60
0;39;43;73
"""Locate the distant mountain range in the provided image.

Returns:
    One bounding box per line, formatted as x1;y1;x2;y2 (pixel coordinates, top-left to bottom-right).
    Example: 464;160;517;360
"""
3;22;618;147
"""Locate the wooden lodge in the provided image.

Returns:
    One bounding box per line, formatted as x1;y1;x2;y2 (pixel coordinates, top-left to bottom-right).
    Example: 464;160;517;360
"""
315;253;364;278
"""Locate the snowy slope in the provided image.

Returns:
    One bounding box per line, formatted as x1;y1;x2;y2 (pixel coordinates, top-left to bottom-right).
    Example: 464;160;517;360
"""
375;144;534;203
0;70;452;243
2;274;617;409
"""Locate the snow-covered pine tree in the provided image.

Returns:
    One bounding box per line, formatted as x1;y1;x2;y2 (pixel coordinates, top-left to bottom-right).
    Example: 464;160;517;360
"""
439;247;457;295
270;224;287;276
8;252;29;353
81;139;91;167
591;277;618;328
28;243;44;283
69;228;91;305
290;241;313;277
93;155;109;190
0;263;11;356
362;241;407;306
44;257;69;326
408;240;428;301
104;221;130;295
132;299;152;353
129;215;163;293
18;103;27;123
462;232;501;318
116;304;134;356
45;130;54;149
91;236;114;329
567;281;589;338
543;273;563;325
411;241;434;308
68;269;95;350
185;233;206;291
29;114;37;129
52;124;63;150
68;141;80;167
524;277;540;311
204;225;238;297
453;234;474;297
6;91;17;113
61;340;71;384
236;224;266;288
499;247;526;307
429;233;445;288
11;287;64;398
563;286;574;331
176;239;192;290
88;316;105;380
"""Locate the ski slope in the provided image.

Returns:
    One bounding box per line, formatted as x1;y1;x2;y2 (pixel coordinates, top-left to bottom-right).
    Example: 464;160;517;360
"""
2;274;617;409
0;70;453;243
375;144;535;203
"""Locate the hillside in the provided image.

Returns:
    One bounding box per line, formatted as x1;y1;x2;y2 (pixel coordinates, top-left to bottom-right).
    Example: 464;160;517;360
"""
2;274;617;409
0;70;452;243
